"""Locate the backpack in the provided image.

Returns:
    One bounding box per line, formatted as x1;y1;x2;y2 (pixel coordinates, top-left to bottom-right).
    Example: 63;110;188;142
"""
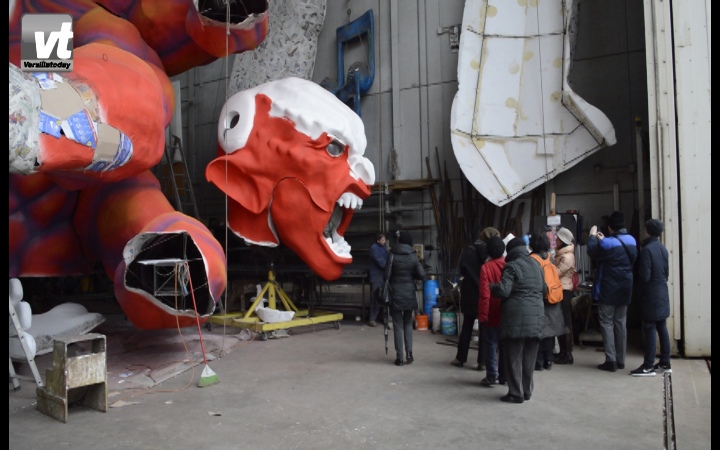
530;253;564;304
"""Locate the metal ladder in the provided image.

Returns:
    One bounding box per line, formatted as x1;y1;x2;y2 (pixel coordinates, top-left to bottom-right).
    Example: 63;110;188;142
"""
156;135;200;219
9;299;44;390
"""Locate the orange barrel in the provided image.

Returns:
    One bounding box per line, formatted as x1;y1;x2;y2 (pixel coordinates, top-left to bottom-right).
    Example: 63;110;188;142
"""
415;314;428;330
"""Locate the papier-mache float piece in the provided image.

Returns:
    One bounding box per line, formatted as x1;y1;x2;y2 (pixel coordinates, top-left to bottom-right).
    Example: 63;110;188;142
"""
450;0;616;206
206;77;376;281
9;278;104;362
9;0;270;329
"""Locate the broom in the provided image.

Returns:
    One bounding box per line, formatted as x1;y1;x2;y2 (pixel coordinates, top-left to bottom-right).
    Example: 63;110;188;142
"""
185;262;220;387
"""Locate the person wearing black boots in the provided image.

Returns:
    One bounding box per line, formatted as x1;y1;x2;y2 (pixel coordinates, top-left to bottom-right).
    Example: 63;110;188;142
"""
386;230;425;366
553;227;577;365
367;232;388;327
450;226;501;370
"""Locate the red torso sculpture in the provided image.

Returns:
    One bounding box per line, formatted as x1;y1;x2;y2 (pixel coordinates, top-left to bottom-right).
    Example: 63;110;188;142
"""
9;0;269;329
9;1;377;331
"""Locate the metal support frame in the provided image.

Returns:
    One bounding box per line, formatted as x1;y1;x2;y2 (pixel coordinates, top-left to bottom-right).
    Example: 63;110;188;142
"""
207;266;342;340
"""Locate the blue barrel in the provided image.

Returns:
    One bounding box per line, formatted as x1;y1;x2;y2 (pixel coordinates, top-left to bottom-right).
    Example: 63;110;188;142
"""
423;276;439;324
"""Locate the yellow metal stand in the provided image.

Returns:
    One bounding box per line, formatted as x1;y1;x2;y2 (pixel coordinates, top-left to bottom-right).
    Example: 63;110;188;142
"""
208;267;342;340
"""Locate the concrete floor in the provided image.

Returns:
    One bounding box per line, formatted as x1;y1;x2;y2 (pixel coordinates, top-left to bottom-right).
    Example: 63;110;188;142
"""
9;315;711;450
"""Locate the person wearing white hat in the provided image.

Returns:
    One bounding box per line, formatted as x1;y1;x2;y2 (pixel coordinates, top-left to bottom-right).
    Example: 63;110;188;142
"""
553;227;577;364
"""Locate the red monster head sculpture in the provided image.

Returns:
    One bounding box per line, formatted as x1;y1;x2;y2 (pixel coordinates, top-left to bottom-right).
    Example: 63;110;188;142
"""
206;77;375;281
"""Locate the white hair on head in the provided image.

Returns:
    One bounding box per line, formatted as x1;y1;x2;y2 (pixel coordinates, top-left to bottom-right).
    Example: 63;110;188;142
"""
218;77;367;158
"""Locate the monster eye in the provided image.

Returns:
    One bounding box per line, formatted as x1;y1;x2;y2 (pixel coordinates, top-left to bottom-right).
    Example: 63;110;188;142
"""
326;138;346;157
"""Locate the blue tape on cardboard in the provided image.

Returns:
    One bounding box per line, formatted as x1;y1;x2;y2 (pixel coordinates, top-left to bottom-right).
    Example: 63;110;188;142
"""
105;133;133;171
38;111;62;138
61;110;97;148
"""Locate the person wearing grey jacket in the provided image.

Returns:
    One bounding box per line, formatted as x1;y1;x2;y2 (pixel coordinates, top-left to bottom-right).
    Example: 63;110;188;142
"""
491;237;546;404
387;230;425;366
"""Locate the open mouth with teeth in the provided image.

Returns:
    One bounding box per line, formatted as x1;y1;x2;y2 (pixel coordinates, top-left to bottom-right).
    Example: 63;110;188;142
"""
207;77;376;281
323;192;365;259
263;174;371;281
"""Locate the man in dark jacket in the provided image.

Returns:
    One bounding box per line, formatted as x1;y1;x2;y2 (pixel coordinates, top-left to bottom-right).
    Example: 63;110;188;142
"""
587;211;638;372
490;237;546;404
368;233;388;327
630;219;672;376
387;230;425;366
451;227;500;369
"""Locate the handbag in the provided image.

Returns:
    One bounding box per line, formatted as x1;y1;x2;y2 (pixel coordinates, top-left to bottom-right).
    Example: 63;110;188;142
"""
572;270;580;292
376;254;394;305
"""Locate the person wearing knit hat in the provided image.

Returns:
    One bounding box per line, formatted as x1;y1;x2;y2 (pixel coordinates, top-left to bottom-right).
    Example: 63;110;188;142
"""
386;230;425;366
398;230;413;246
587;211;638;373
505;236;528;254
490;233;545;403
630;218;671;376
553;227;577;365
607;211;625;231
645;219;664;237
478;236;507;387
487;235;505;260
451;226;501;370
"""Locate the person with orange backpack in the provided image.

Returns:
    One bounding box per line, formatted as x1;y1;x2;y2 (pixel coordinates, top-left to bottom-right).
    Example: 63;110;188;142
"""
529;231;566;371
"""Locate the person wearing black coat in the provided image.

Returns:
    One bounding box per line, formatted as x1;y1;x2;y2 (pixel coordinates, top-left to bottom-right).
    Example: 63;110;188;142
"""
490;237;546;404
387;230;425;366
630;219;672;376
451;227;501;369
367;233;388;327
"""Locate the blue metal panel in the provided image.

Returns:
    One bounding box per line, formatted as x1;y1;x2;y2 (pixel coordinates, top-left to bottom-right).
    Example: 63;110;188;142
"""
329;9;375;116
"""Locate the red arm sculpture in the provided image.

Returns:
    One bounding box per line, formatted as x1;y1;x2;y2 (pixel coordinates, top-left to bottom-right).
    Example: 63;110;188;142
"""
9;0;269;329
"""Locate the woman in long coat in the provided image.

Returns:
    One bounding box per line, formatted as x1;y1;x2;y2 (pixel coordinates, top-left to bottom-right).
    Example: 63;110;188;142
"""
386;230;425;366
491;237;545;403
630;219;672;376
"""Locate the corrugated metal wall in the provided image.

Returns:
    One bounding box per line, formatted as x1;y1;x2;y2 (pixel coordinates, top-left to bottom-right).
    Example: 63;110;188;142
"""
172;0;710;356
644;0;711;357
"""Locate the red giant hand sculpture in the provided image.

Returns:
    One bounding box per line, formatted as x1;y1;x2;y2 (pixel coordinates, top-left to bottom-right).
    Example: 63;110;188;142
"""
9;0;269;329
9;1;377;331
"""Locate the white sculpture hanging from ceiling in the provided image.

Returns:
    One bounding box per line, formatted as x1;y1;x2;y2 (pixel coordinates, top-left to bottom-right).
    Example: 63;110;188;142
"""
450;0;616;206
